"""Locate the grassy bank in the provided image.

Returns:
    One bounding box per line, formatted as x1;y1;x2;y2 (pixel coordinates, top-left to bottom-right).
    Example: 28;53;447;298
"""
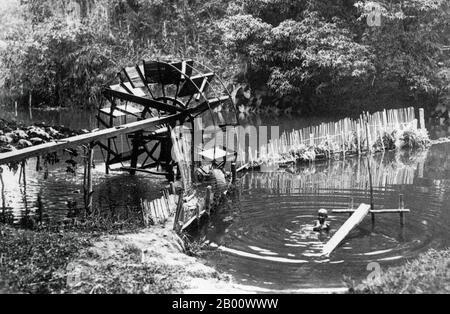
0;219;238;294
0;225;92;293
348;249;450;294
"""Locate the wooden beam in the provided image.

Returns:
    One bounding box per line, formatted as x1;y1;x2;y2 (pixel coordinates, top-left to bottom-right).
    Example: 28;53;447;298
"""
103;89;184;113
332;209;410;214
322;203;371;256
185;96;229;117
85;144;94;215
231;163;237;183
118;167;167;176
0;114;181;165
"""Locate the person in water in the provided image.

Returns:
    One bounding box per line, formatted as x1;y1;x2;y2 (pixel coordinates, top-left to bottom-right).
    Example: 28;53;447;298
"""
313;209;330;232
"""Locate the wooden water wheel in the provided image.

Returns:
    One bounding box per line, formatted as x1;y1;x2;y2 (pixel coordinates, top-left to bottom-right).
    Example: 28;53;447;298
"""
97;59;238;180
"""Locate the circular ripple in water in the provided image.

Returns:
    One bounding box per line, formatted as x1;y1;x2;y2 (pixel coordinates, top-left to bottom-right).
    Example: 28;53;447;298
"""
205;171;450;291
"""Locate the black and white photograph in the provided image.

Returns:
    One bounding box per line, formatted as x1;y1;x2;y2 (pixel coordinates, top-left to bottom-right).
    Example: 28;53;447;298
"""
0;0;449;300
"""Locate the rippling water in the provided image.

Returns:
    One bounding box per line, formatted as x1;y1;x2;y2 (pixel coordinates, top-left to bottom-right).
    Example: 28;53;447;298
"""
2;104;450;290
203;144;450;291
0;156;166;225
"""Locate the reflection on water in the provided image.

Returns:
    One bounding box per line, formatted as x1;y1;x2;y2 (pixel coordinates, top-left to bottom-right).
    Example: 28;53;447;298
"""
0;156;166;226
0;104;326;226
2;103;450;290
204;144;450;291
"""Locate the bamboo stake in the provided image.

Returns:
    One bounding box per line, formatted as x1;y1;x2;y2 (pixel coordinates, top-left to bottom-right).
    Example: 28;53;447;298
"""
86;143;94;215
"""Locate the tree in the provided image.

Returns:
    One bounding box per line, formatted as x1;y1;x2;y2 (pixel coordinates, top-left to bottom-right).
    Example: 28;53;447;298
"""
220;0;450;113
356;0;450;101
220;2;374;111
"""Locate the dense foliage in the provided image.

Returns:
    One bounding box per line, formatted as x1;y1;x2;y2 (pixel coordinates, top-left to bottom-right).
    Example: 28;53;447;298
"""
0;0;448;113
220;0;450;113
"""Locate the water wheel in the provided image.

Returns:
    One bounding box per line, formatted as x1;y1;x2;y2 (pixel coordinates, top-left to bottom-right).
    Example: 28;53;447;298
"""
97;59;238;179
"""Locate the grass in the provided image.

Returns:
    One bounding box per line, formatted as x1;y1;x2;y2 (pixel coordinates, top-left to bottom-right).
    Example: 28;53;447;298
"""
0;224;191;294
0;220;230;294
0;225;92;294
347;249;450;294
69;255;188;294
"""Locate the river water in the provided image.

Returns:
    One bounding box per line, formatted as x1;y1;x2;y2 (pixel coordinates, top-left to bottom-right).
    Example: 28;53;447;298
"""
203;146;450;291
1;105;450;291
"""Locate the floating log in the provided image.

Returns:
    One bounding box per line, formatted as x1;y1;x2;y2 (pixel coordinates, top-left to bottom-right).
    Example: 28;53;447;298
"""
322;203;371;256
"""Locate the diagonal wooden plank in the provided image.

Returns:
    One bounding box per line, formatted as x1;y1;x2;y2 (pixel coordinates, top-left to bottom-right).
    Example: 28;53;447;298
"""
322;203;371;256
0;114;182;165
102;89;184;114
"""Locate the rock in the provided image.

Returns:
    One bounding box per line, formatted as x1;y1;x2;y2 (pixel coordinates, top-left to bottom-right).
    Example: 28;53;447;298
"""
13;129;28;140
17;139;33;148
46;127;61;138
29;137;45;145
0;134;13;144
5;132;18;142
27;126;51;141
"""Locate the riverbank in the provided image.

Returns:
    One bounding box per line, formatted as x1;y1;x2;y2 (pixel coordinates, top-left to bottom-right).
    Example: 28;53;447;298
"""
2;220;450;294
347;249;450;294
0;219;243;294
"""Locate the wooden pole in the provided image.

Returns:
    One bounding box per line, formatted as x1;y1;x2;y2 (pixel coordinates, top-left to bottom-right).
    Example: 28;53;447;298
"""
28;92;32;120
332;208;410;214
322;204;371;256
206;186;212;216
349;197;354;217
419;108;425;130
21;160;26;187
231;163;237;184
365;120;375;222
130;132;142;176
399;194;405;226
173;189;184;231
196;203;201;227
86;143;94;215
35;156;41;172
83;147;87;208
150;201;157;223
356;123;361;155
